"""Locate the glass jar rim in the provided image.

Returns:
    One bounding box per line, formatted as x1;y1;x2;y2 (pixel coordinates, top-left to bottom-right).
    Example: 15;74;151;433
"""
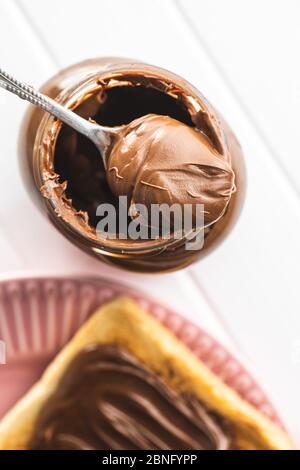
33;62;221;256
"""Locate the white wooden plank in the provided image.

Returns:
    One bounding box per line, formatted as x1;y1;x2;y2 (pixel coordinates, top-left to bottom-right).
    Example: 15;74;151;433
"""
0;0;81;273
0;231;22;271
12;0;300;440
0;1;234;352
176;0;300;194
0;0;57;271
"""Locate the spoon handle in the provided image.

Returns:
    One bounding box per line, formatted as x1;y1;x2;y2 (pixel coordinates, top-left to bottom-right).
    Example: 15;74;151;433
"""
0;67;102;140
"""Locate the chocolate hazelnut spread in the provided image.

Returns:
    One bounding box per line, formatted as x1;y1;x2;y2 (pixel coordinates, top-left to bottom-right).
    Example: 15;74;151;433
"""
53;78;237;237
53;81;199;231
30;345;230;450
107;113;235;228
19;59;245;272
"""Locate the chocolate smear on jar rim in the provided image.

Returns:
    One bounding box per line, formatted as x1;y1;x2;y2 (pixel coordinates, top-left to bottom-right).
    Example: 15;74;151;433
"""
39;68;235;251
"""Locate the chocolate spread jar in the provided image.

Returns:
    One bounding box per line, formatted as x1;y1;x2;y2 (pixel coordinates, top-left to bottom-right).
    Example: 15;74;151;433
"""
19;58;246;273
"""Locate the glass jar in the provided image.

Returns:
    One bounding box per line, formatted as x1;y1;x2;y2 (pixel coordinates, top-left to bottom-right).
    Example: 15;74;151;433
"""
19;57;246;273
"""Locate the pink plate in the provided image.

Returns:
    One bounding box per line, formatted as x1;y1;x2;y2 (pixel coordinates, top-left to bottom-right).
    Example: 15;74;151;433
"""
0;276;282;427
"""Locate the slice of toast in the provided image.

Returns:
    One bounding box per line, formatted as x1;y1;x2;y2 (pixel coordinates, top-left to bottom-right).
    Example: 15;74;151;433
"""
0;297;293;450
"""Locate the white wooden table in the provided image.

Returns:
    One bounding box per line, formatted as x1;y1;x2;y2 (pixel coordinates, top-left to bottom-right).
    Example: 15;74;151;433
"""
0;0;299;445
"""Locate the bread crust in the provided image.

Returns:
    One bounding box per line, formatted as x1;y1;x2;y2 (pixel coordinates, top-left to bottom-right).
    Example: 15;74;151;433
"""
0;297;293;450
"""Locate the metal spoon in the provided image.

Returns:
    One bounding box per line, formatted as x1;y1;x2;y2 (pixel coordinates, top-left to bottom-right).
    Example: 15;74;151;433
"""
0;67;124;168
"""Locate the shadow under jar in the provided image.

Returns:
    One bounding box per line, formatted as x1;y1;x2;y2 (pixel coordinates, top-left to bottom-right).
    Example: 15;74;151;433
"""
19;58;246;273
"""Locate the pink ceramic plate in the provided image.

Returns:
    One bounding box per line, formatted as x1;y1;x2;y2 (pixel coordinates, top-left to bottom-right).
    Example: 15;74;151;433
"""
0;276;282;427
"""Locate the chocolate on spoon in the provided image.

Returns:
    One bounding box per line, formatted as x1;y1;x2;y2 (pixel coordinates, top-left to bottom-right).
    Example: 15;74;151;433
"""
0;68;235;229
107;114;236;228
